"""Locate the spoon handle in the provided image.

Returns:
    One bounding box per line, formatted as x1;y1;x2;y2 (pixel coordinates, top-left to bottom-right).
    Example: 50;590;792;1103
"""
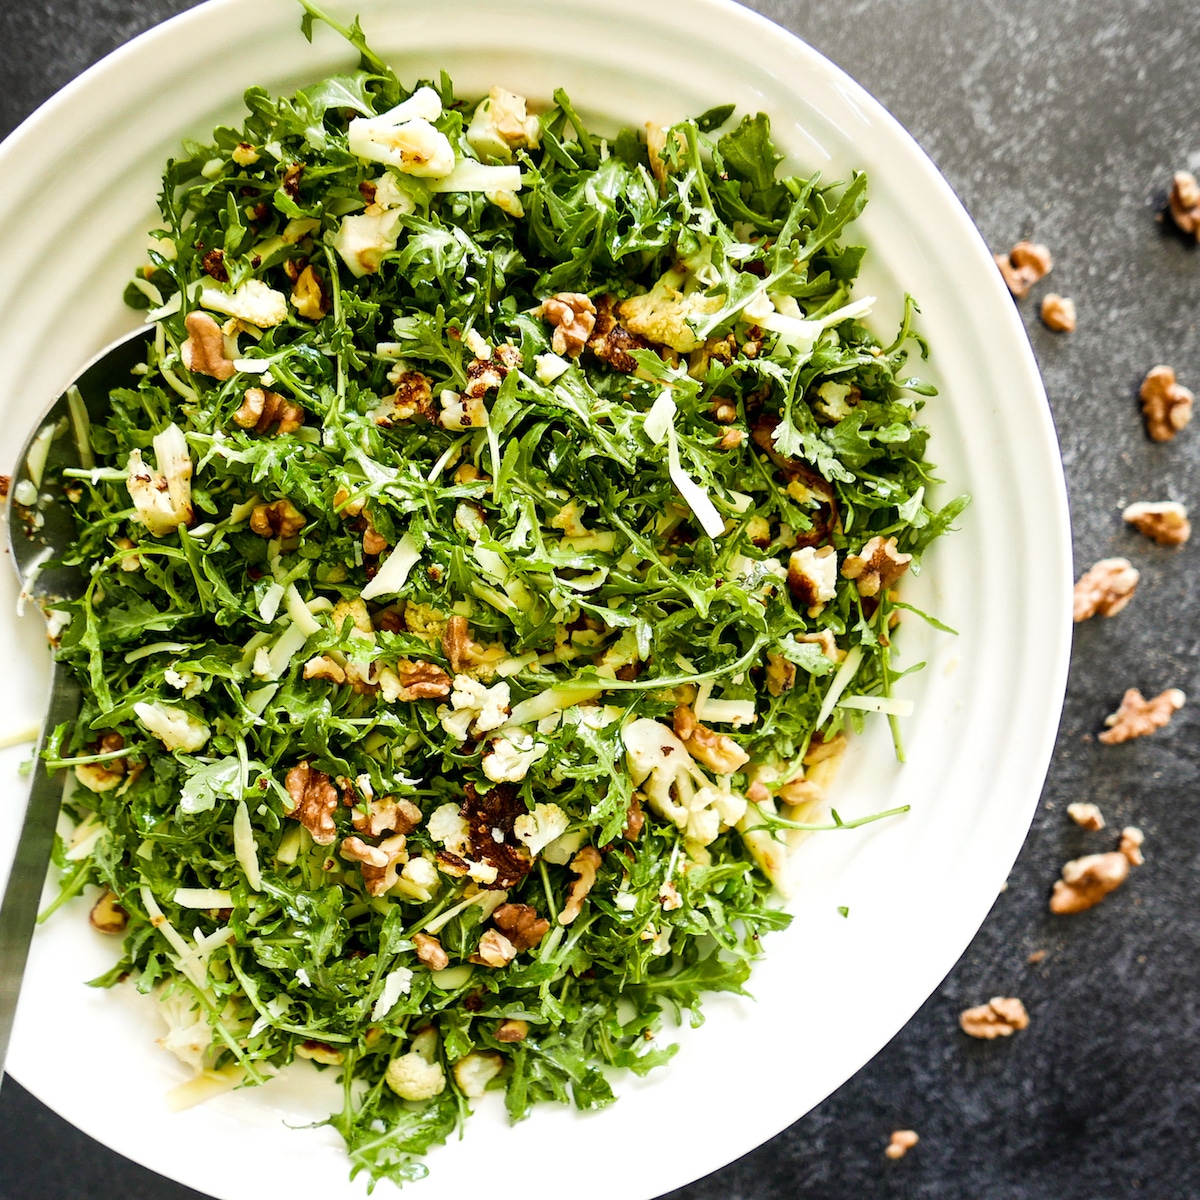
0;663;82;1087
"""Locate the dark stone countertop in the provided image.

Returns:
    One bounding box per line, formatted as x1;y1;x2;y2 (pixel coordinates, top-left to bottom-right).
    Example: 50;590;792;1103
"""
1;1;1198;1197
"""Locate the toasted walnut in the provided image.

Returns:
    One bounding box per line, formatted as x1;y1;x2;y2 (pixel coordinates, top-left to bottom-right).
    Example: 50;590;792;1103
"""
391;659;452;701
362;514;388;556
558;845;601;926
472;929;518;968
1098;686;1185;744
1119;826;1145;866
376;370;435;425
250;498;307;539
492;903;550;952
340;835;391;870
718;428;746;450
765;652;796;697
884;1130;919;1161
442;615;483;676
285;762;339;845
303;655;347;685
1040;294;1076;332
233;387;304;435
541;293;596;357
201;248;229;282
295;1040;344;1066
588;295;651;373
1168;170;1200;237
1050;851;1129;913
622;794;645;841
357;834;409;896
352;797;422;838
495;1019;529;1043
1072;557;1139;621
414;932;450;971
89;890;128;934
994;240;1052;299
1140;365;1193;442
74;732;128;794
960;997;1029;1039
291;265;328;320
841;535;912;598
672;704;751;775
1122;500;1190;546
181;310;237;380
1066;802;1105;831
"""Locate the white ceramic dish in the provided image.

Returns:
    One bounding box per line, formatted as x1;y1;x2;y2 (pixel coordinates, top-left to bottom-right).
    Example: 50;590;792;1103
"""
0;1;1071;1196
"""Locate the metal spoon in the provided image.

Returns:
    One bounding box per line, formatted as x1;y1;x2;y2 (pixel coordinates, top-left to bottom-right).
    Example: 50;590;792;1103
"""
0;329;151;1086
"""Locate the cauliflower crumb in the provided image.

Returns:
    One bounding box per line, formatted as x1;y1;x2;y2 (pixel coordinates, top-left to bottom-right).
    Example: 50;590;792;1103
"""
384;1050;446;1101
513;803;570;857
482;733;548;783
787;545;838;615
453;1051;504;1099
200;279;288;328
438;675;511;740
618;268;721;353
133;701;210;753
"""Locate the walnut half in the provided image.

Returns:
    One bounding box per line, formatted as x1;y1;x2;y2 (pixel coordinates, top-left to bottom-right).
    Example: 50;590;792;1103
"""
233;387;304;435
1140;365;1193;442
1049;851;1129;913
1168;170;1200;238
994;240;1052;299
1122;500;1190;546
285;762;339;845
840;534;912;598
1072;557;1139;621
540;292;596;357
959;996;1029;1039
1098;686;1185;745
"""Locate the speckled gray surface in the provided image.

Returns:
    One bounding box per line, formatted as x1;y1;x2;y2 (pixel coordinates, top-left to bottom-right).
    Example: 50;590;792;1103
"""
1;1;1198;1197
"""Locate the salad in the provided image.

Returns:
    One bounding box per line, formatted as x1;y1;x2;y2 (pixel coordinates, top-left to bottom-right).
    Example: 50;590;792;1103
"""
38;3;965;1187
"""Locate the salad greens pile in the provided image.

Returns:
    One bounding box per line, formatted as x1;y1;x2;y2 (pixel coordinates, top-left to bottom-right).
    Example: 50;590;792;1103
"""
38;4;964;1187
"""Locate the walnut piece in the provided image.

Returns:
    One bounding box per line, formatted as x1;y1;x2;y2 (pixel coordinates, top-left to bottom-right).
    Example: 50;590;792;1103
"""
250;498;307;539
303;655;347;685
765;652;796;697
472;928;518;968
541;292;596;357
414;932;449;971
181;310;236;380
959;996;1029;1039
357;834;409;896
1050;851;1129;913
672;704;750;775
622;794;645;841
840;534;912;598
89;890;128;934
441;615;493;677
352;797;422;838
74;731;128;794
1098;686;1185;745
393;658;452;700
1040;294;1076;332
1168;170;1200;237
1119;825;1145;866
291;265;328;320
994;240;1052;299
492;903;550;952
884;1130;919;1161
1140;365;1193;442
233;387;304;435
495;1019;529;1043
340;835;390;869
558;845;601;926
285;762;339;845
1066;802;1105;831
1072;557;1139;621
1122;500;1190;546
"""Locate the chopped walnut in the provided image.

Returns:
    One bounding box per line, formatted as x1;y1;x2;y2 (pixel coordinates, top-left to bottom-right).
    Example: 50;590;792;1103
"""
1066;802;1105;831
472;929;517;968
460;781;533;889
357;834;409;896
181;310;237;380
492;903;550;952
352;797;422;838
558;845;601;926
672;704;750;775
496;1019;529;1043
413;932;449;971
391;659;452;701
765;652;796;697
541;292;596;357
291;265;328;320
250;498;307;539
303;654;347;685
994;240;1052;299
959;996;1030;1039
718;428;746;450
1072;557;1139;621
89;890;128;934
840;535;912;598
362;514;388;556
441;615;486;676
1050;851;1129;913
1168;170;1200;238
74;732;129;794
1119;826;1145;866
1140;365;1193;442
1098;686;1185;744
340;835;390;869
1040;294;1076;332
1122;500;1190;546
233;387;304;435
884;1130;919;1160
285;762;339;845
622;794;645;841
295;1040;344;1066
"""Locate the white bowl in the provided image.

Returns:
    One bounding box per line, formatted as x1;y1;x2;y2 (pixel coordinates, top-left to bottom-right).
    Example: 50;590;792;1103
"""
0;1;1071;1197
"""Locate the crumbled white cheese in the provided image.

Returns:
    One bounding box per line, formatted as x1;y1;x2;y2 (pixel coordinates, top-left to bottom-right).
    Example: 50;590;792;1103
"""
438;675;511;740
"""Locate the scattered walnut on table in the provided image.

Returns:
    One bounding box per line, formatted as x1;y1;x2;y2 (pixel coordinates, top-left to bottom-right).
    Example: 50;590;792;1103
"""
1167;170;1200;238
1122;500;1190;546
540;292;596;357
994;240;1053;299
1040;293;1077;332
959;996;1030;1039
1072;557;1139;621
1050;851;1130;913
1066;802;1106;831
1139;365;1193;442
284;762;339;845
181;310;237;380
250;498;307;539
884;1130;919;1160
841;534;912;598
492;903;550;951
233;386;304;435
1098;686;1185;744
1119;826;1146;866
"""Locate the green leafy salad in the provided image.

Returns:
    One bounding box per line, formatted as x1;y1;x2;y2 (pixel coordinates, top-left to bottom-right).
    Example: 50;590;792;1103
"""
41;4;965;1187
